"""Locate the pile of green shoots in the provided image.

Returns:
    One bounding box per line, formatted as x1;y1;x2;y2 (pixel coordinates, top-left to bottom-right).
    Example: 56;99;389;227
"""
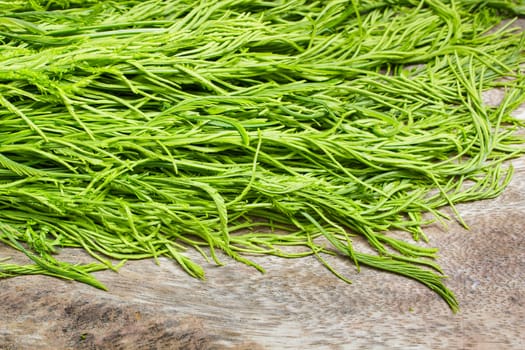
1;0;524;312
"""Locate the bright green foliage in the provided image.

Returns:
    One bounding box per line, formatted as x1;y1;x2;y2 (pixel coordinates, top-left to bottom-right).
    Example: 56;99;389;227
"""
1;0;525;312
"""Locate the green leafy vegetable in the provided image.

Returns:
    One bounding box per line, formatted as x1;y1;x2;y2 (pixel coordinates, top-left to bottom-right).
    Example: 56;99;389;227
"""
1;0;524;312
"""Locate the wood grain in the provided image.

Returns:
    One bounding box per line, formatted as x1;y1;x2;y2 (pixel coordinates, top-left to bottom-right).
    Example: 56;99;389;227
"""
0;107;524;350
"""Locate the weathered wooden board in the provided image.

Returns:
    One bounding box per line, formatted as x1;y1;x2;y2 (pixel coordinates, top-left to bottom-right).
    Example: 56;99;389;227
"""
1;107;524;350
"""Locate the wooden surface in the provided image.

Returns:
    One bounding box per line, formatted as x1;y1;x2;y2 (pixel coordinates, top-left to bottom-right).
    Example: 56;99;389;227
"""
1;107;524;350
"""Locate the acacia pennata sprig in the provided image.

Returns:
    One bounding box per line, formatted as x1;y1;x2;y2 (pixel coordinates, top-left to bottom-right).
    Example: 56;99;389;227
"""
1;0;525;312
